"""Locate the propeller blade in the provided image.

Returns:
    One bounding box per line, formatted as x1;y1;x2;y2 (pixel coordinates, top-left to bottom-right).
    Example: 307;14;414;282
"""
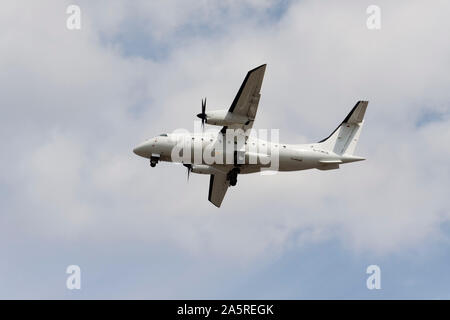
203;98;207;129
197;98;207;130
183;164;192;181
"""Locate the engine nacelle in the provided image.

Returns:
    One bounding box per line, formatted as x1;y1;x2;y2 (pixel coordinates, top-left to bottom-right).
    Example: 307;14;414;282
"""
191;164;221;175
203;110;251;126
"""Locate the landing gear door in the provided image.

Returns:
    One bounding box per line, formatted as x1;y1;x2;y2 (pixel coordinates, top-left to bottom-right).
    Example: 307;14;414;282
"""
234;150;245;165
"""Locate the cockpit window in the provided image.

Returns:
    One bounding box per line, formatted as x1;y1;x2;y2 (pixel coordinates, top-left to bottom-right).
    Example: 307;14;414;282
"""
159;133;168;137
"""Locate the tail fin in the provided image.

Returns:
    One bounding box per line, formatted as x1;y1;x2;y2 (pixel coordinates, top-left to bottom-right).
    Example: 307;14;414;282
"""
318;101;368;155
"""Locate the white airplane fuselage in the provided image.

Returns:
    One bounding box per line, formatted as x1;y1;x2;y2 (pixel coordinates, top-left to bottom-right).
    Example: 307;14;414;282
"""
133;132;365;174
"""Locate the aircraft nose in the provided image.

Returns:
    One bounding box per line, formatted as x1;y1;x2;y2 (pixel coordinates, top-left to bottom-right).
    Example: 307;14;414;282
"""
133;142;149;157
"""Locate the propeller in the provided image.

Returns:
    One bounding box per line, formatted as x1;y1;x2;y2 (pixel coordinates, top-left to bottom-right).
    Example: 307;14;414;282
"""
183;164;192;181
196;98;207;129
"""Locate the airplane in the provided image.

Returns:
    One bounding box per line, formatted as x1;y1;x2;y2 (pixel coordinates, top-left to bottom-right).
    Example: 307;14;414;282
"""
133;64;368;207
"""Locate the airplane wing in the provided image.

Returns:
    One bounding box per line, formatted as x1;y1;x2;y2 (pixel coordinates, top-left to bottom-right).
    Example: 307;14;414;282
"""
208;173;230;208
210;65;266;207
221;64;266;133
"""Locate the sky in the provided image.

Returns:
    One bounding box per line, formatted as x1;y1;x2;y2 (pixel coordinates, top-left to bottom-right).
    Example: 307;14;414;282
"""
0;0;449;299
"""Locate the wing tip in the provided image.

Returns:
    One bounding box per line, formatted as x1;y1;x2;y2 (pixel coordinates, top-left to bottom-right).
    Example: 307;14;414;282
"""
229;64;266;112
209;200;221;208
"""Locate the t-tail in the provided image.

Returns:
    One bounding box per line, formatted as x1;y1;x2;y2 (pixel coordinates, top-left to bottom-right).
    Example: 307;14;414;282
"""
318;101;368;158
